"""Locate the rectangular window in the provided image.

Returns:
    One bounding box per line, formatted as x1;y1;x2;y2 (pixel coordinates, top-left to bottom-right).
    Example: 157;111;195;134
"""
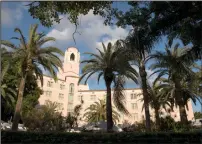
47;81;53;87
60;84;65;90
78;95;83;101
131;93;137;99
90;95;96;101
57;102;64;110
59;93;64;100
46;91;52;97
67;103;74;112
45;100;50;104
133;113;138;121
131;94;133;99
68;94;73;102
131;103;138;109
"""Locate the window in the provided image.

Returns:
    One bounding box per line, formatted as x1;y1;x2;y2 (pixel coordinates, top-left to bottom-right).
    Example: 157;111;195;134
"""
133;113;138;121
45;100;51;104
67;103;74;112
90;95;96;101
57;103;64;110
47;81;53;87
131;93;137;99
46;91;52;97
78;95;83;101
70;53;75;61
131;103;138;110
69;83;74;94
60;84;65;90
59;93;64;100
68;94;73;102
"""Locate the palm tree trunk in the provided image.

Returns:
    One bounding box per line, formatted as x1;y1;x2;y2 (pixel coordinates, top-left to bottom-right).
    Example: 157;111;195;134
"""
12;74;27;131
139;64;151;132
106;80;113;132
174;78;188;124
154;108;160;130
179;102;188;124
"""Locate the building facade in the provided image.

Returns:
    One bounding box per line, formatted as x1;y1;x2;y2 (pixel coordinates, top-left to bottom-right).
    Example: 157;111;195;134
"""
38;47;195;126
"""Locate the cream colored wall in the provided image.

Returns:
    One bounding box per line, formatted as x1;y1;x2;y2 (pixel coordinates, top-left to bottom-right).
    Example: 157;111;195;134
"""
37;76;68;116
37;46;195;126
76;89;156;126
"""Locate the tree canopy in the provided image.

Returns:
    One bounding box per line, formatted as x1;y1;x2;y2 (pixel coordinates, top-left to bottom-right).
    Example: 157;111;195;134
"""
115;1;202;58
27;1;113;27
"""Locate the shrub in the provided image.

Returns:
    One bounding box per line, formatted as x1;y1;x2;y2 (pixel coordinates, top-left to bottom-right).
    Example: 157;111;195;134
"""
22;101;66;132
1;131;202;144
122;120;157;132
159;116;193;132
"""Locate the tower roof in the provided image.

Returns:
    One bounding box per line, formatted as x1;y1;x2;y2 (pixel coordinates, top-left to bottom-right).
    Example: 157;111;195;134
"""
66;47;79;52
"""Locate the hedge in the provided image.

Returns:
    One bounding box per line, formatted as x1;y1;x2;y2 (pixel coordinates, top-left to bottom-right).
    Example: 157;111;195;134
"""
1;131;202;144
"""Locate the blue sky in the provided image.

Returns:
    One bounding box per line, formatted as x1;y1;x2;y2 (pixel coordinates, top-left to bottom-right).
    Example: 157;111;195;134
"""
1;2;201;112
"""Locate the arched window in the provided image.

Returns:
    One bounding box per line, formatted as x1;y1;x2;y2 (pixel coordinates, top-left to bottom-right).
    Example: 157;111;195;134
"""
69;83;74;94
70;53;75;61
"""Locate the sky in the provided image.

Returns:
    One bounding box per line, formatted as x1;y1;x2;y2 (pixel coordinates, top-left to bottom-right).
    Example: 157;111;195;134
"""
1;2;201;112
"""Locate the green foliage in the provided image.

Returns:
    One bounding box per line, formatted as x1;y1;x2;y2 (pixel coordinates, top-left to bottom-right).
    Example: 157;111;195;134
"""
1;49;43;121
27;2;112;27
150;39;198;123
1;24;64;130
122;120;156;132
194;112;202;119
79;40;138;130
65;101;83;129
2;131;202;144
159;116;176;131
159;116;193;132
83;99;120;124
79;40;138;115
22;101;66;132
115;1;202;58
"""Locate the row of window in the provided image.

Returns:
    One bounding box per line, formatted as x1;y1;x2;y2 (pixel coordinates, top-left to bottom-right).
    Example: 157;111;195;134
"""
47;81;65;90
46;92;138;110
47;81;73;92
45;91;64;100
78;95;96;101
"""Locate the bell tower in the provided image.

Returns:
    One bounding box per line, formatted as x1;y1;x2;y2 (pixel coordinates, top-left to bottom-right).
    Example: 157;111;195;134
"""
63;47;80;77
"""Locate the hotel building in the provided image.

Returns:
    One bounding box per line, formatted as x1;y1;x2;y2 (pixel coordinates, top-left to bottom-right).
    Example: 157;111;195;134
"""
38;47;195;126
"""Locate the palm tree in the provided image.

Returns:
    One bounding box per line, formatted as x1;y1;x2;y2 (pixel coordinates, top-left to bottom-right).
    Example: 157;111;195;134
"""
1;48;17;116
124;27;159;131
83;99;120;124
1;24;64;131
150;39;196;124
78;40;138;131
138;81;173;130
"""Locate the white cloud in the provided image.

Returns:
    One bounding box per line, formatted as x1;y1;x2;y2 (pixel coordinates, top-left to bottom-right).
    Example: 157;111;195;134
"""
1;4;23;27
46;10;129;52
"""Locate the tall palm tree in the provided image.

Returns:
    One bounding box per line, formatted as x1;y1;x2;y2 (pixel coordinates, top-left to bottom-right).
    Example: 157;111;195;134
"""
83;99;120;124
1;24;64;131
78;40;138;131
124;27;159;131
138;81;173;130
150;39;196;124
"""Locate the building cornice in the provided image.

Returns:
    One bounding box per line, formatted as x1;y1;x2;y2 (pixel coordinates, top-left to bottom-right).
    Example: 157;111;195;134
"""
78;88;141;92
43;74;66;82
